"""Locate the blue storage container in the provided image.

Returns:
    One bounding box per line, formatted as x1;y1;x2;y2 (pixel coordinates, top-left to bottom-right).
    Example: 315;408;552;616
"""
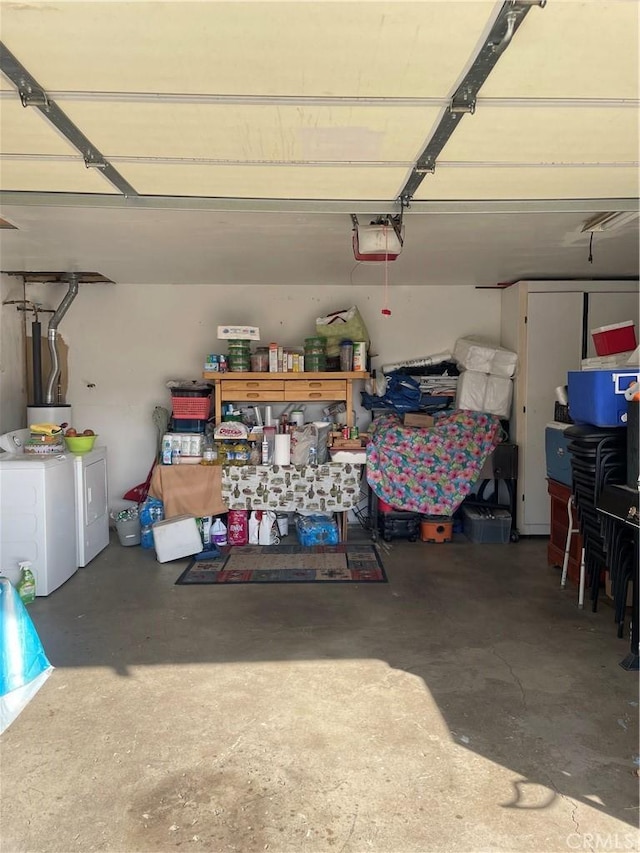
568;369;640;427
170;417;207;433
545;422;572;486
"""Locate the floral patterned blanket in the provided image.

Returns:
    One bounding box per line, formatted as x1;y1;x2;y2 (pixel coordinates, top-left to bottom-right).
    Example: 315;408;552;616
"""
366;410;502;516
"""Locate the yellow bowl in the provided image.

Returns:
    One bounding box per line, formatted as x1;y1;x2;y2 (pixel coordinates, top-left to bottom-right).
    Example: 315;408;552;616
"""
64;435;98;453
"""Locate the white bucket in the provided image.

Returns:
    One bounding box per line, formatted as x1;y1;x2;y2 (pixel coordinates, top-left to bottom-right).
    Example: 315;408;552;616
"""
276;513;289;536
115;516;141;547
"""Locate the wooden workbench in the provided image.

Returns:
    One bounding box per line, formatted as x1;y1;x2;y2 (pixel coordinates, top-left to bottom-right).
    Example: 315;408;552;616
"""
202;371;368;427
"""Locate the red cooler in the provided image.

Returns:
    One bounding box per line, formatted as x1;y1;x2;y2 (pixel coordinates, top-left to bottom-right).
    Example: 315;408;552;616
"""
591;321;637;356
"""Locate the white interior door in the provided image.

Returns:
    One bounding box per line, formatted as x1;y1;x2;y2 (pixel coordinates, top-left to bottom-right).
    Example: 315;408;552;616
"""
523;291;583;534
586;290;640;357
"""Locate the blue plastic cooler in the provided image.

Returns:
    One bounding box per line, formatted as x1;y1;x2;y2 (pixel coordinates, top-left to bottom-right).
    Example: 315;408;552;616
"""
545;422;573;486
568;369;640;427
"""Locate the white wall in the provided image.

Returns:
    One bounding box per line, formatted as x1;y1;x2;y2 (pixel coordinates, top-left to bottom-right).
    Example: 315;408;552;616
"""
0;274;27;434
22;281;501;508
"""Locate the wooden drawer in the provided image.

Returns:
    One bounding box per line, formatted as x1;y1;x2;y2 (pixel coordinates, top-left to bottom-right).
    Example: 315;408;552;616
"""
285;380;346;395
284;381;347;402
285;389;342;401
223;389;286;402
220;380;284;391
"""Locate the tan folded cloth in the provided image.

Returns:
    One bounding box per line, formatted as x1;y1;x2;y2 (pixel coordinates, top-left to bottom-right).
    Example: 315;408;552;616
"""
148;465;228;518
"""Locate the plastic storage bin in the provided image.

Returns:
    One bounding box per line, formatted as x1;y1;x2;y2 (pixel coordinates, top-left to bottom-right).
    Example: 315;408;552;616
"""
545;422;573;486
591;321;637;356
462;506;511;544
172;396;211;419
568;369;640;427
170;418;207;434
152;515;203;563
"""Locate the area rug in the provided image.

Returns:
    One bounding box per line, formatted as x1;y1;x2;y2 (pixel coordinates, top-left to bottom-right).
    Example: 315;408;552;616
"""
175;543;386;585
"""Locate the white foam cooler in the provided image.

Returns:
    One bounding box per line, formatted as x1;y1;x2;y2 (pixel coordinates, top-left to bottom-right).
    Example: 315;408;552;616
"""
455;370;513;418
152;515;202;563
453;338;518;378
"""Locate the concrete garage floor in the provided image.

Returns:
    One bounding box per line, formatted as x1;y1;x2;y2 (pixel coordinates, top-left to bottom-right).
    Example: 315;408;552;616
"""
1;533;638;853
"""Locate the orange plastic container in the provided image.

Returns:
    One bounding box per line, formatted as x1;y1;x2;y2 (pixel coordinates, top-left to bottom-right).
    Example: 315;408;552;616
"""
420;517;453;543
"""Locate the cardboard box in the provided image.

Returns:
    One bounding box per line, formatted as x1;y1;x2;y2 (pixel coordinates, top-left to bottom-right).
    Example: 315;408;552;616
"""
403;413;435;428
217;325;260;340
332;439;363;449
269;343;278;373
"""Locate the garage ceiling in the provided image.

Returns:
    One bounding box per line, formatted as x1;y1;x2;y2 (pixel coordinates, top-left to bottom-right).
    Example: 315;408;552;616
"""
0;0;638;286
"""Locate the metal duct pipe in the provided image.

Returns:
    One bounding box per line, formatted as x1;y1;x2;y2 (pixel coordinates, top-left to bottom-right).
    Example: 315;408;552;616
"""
45;273;79;405
32;318;43;405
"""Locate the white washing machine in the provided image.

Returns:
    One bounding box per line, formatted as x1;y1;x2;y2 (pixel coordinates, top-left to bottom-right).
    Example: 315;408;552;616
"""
73;446;109;567
0;429;77;595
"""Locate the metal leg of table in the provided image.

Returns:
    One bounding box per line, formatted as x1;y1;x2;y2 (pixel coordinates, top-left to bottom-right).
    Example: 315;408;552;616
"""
620;541;639;671
577;547;586;609
339;511;349;543
368;486;379;543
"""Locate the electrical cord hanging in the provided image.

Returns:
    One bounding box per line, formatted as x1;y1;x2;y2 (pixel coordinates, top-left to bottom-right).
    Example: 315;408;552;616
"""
382;226;391;316
588;232;594;264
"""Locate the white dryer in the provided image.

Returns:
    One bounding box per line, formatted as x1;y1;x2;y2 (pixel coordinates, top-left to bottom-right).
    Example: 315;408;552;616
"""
0;429;77;595
72;446;109;567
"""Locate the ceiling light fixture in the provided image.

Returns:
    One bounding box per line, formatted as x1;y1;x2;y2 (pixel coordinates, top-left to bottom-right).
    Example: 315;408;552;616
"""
581;211;639;233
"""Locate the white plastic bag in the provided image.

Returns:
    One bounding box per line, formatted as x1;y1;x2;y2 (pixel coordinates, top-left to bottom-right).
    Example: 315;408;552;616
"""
315;306;370;358
258;511;280;545
248;511;261;545
291;424;317;465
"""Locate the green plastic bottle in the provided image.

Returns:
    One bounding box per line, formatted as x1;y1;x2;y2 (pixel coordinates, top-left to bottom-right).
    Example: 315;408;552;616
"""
17;561;36;605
